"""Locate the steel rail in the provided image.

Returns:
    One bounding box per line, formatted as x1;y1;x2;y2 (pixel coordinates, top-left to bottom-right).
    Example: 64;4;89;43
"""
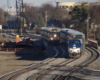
55;47;99;80
0;46;59;80
31;47;78;80
10;46;67;80
27;46;68;80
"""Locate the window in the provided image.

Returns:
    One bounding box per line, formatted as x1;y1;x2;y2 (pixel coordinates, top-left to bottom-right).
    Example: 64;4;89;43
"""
69;41;80;43
70;6;72;8
66;6;68;8
69;41;74;43
62;6;64;8
93;6;96;7
52;29;57;32
75;41;80;43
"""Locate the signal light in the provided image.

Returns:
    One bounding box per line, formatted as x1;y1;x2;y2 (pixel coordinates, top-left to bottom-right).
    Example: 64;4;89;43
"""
50;35;53;37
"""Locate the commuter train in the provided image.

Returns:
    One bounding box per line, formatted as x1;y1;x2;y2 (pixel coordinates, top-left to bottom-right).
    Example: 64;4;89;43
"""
60;28;85;58
40;27;85;58
68;38;85;58
60;28;85;44
40;27;61;43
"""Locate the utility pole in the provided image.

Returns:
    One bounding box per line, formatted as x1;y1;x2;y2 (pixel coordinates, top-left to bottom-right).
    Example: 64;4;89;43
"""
45;11;47;27
87;3;91;41
87;17;91;41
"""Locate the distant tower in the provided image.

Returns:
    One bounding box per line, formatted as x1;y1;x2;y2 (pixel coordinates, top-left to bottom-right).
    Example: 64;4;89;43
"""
55;0;57;6
7;0;10;7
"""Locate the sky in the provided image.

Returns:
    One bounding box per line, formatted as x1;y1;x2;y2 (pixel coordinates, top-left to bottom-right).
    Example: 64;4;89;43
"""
0;0;99;8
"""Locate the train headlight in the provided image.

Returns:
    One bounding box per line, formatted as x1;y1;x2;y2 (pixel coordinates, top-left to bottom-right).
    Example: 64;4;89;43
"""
69;48;72;50
77;48;80;53
51;38;53;40
69;48;72;53
77;50;80;53
54;34;57;37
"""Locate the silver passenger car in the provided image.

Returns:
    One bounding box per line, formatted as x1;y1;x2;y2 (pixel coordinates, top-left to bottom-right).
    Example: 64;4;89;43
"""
60;28;85;44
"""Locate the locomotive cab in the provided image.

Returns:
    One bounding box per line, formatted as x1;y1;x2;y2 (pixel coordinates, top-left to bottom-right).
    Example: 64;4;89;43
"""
68;39;84;58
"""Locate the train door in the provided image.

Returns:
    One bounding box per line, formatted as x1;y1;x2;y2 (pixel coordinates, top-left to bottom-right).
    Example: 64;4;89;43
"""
60;31;65;43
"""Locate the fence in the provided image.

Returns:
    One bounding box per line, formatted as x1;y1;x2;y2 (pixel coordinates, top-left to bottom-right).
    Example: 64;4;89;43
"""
0;48;34;53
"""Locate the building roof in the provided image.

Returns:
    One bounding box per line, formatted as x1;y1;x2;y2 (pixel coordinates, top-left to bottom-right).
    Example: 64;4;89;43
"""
56;2;75;6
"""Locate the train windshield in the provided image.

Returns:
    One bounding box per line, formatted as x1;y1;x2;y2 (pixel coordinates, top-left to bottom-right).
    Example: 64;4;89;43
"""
52;29;57;32
49;32;60;36
69;41;80;44
68;40;81;48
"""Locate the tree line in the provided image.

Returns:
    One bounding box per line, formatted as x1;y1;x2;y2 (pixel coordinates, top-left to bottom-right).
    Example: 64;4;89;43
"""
1;2;100;39
23;2;100;40
0;8;9;25
23;3;69;29
69;2;100;40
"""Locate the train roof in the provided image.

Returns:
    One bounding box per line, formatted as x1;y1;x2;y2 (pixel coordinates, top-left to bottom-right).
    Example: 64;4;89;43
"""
61;28;84;36
41;27;61;32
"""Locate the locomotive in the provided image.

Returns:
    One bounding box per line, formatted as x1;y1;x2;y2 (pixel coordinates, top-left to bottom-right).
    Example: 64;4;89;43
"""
60;28;85;58
68;38;85;58
40;27;61;43
40;27;85;58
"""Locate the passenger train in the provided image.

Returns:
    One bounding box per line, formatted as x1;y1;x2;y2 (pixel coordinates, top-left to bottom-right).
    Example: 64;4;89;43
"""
60;28;85;58
40;27;61;43
60;28;85;44
40;27;85;58
68;38;85;58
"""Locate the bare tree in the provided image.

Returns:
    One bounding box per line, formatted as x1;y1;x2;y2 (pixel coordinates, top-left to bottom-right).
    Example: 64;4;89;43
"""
0;9;5;25
24;3;38;23
89;5;100;25
38;3;54;19
39;3;69;20
24;3;69;28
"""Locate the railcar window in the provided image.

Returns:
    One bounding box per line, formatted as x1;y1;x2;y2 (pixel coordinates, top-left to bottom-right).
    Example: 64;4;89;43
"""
69;41;74;43
69;41;80;43
52;29;57;32
76;35;82;38
75;41;80;43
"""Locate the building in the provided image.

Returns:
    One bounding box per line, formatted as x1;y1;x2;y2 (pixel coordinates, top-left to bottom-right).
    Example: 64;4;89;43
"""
56;2;75;11
56;2;100;11
4;7;16;16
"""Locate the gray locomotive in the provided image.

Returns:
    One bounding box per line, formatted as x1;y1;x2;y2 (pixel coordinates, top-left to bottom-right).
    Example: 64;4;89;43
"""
40;27;61;43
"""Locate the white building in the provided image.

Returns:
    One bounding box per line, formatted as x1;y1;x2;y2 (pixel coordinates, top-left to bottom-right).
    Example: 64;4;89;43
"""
56;2;75;11
4;7;16;16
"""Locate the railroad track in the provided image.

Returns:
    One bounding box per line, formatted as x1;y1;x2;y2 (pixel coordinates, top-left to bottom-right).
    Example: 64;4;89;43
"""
1;46;97;80
54;47;99;80
26;46;78;80
0;46;67;80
